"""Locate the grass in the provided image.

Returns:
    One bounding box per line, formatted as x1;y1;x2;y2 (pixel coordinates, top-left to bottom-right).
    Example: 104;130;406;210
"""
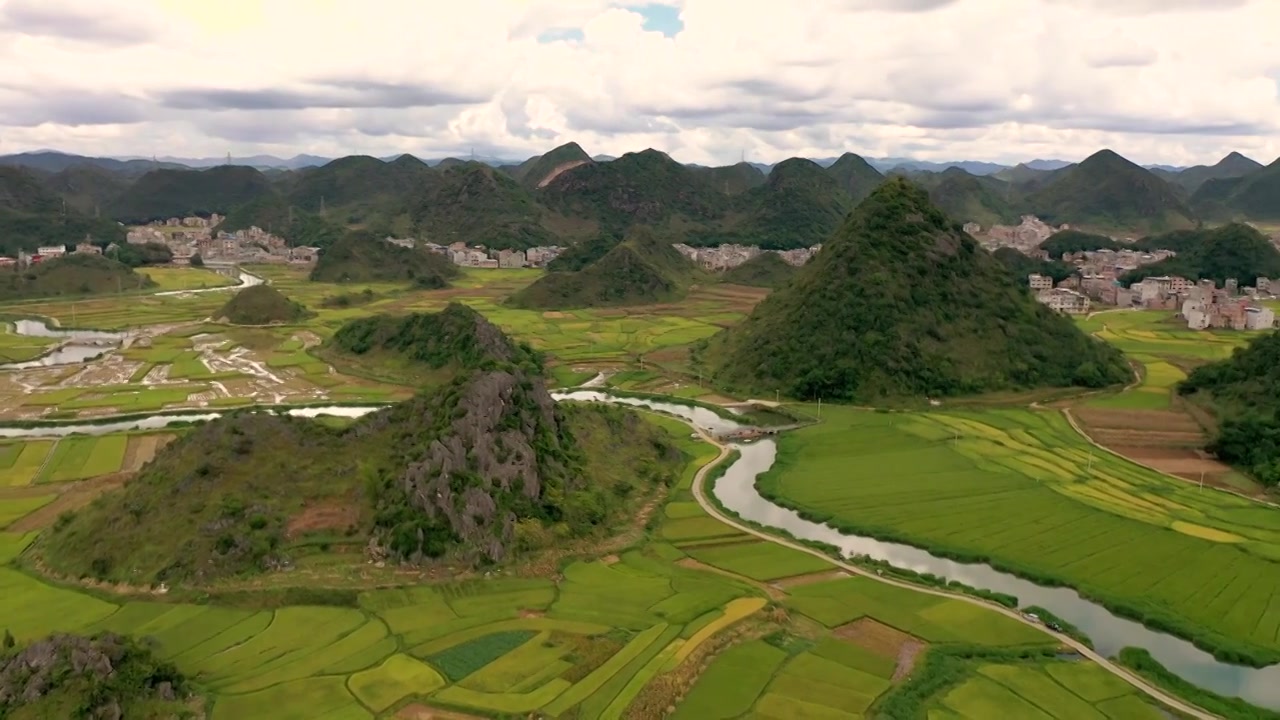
931;662;1167;720
35;435;127;483
141;267;238;292
426;630;539;682
671;639;787;719
0;440;54;486
681;540;833;581
760;405;1280;663
0;494;55;529
347;654;445;712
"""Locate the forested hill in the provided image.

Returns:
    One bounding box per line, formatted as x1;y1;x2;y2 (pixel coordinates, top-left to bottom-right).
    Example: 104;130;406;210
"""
39;304;686;583
706;178;1130;401
309;231;461;287
508;227;703;309
1120;224;1280;287
1180;333;1280;486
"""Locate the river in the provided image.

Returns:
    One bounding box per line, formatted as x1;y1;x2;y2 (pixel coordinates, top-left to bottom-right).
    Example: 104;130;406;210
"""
553;390;1280;710
2;389;1277;707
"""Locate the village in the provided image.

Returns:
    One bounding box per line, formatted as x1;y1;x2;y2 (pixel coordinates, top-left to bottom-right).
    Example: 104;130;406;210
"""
672;243;821;270
1031;273;1277;330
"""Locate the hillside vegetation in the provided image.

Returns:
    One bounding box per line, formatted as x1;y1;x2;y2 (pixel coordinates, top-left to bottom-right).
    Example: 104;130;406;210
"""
1192;157;1280;221
411;164;553;249
720;253;797;288
511;142;593;189
1120;224;1280;286
1180;333;1280;486
707;178;1130;401
39;305;685;584
0;254;154;301
0;633;195;719
1025;150;1197;232
309;231;461;286
825;153;885;204
726;159;851;250
215;285;314;325
509;227;702;309
926;169;1019;227
0;167;125;255
109;165;274;222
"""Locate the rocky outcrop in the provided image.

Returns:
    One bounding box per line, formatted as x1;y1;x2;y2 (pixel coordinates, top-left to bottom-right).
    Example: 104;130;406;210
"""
0;633;190;719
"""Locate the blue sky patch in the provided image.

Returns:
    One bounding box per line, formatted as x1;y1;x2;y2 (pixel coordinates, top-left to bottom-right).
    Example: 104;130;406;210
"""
628;3;684;37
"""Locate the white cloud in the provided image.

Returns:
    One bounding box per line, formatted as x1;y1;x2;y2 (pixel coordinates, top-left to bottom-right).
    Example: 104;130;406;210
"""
0;0;1276;167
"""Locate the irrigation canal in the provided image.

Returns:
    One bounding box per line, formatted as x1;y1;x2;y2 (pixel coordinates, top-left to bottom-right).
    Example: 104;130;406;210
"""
0;388;1276;709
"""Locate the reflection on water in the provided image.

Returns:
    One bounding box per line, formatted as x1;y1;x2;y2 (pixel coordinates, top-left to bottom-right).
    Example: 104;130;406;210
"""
0;405;383;439
563;392;1280;709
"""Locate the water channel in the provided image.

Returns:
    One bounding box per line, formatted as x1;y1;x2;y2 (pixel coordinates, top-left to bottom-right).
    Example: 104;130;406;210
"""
1;270;265;370
0;387;1275;707
553;390;1280;709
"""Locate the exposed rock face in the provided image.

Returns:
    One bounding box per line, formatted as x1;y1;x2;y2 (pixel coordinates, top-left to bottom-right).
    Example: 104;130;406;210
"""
365;364;577;564
0;633;189;718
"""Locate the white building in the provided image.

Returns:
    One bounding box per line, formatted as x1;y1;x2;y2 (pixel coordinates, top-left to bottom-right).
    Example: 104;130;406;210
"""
1245;306;1276;330
1037;288;1090;314
36;245;67;257
1028;274;1054;292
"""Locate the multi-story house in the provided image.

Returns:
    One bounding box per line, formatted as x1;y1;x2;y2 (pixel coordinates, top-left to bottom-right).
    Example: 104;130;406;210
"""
1028;274;1055;292
1036;288;1090;314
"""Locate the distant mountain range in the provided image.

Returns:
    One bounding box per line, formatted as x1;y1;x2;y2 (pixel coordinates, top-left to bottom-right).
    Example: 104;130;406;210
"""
0;148;1185;176
1;142;1276;261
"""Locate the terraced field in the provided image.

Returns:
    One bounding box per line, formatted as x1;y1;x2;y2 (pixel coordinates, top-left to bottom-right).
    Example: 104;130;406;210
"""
0;410;1183;719
761;405;1280;664
1074;309;1260;493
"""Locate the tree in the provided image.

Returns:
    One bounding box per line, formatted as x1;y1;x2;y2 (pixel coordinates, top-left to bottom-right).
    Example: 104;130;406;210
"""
189;253;204;267
2;628;14;650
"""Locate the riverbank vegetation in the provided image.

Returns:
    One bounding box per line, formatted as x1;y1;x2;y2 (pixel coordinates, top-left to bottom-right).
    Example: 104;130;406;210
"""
757;405;1280;666
1117;647;1280;720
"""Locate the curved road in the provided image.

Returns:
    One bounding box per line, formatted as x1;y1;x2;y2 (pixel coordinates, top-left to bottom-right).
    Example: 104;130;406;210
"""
682;425;1220;720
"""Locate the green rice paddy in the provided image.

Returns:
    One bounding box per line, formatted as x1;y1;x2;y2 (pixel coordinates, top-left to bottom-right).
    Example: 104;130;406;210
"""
0;412;1169;719
762;405;1280;661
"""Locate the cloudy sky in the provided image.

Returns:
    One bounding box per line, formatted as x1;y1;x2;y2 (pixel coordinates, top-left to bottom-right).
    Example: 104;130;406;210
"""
1;0;1278;166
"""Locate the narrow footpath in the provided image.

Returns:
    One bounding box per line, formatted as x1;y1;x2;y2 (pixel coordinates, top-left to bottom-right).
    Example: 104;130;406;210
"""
682;425;1220;720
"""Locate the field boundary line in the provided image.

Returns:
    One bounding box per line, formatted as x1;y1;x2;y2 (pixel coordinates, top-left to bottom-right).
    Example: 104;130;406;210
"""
30;438;60;485
1060;407;1280;511
682;422;1222;720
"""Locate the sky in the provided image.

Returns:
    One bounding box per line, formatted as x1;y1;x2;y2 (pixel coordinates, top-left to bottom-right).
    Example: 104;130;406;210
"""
1;0;1278;167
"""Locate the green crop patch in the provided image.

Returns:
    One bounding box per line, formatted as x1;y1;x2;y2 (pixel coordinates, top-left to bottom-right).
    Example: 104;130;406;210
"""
0;532;37;563
543;623;670;717
681;539;832;581
0;493;55;529
671;639;787;719
34;436;127;483
426;629;538;682
0;568;117;641
211;676;369;720
759;405;1280;660
348;654;445;712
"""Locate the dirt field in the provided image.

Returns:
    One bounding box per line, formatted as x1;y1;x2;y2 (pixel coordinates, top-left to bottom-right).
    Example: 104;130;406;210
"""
771;570;849;589
285;497;363;538
834;617;927;682
6;472;129;533
122;433;175;471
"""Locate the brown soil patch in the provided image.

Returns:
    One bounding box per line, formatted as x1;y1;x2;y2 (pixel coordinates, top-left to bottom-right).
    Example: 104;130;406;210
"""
518;609;545;619
7;472;129;533
122;433;175;471
677;557;784;600
834;618;928;683
285;498;361;539
396;704;486;720
1085;429;1204;447
542;311;570;319
1073;408;1202;434
1109;446;1230;474
601;554;620;565
772;570;849;589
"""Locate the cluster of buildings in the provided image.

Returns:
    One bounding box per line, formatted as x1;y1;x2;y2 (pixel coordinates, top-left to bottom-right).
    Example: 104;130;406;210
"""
0;240;103;268
671;243;821;271
975;216;1069;252
385;237;565;269
1029;271;1277;330
126;216;318;264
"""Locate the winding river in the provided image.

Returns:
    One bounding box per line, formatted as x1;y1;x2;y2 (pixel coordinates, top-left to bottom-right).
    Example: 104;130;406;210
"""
1;387;1276;708
553;391;1280;710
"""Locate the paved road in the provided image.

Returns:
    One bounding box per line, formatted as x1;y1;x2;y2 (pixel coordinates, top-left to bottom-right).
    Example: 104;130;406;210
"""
681;424;1221;720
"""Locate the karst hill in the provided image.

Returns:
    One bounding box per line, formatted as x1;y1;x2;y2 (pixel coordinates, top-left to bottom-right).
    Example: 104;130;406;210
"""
509;226;703;309
215;284;314;325
39;304;684;585
706;178;1131;401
